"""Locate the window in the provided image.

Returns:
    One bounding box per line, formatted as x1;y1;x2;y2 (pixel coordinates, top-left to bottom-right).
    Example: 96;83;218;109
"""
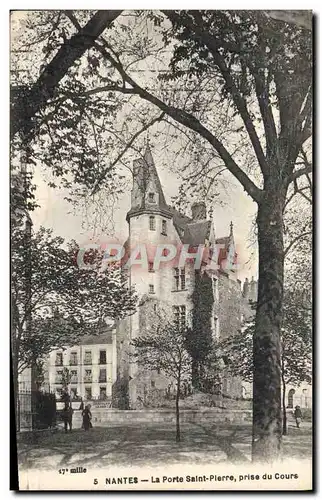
99;386;107;400
151;380;155;388
148;261;154;273
149;216;156;231
70;369;78;383
99;368;107;383
70;387;78;399
55;352;63;366
85;387;92;400
70;351;78;366
99;350;106;364
149;284;155;294
173;305;186;328
162;220;167;235
148;192;155;203
173;268;185;290
180;268;185;289
153;304;157;312
84;369;92;383
84;350;92;365
56;370;63;383
287;389;295;408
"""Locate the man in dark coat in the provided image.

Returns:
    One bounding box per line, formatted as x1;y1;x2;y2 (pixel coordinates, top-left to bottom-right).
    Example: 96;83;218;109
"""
294;405;302;428
62;403;73;432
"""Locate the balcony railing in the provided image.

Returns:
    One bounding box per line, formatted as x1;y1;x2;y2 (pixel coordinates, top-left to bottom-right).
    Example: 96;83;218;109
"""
69;360;78;366
99;377;107;383
55;378;63;384
84;360;92;365
55;361;63;366
83;376;92;383
70;377;78;384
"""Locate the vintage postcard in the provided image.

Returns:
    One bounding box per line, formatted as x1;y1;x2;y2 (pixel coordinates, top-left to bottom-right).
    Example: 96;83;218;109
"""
10;9;312;491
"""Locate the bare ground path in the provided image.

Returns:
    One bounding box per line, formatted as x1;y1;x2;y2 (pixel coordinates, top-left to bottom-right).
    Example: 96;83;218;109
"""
18;421;312;472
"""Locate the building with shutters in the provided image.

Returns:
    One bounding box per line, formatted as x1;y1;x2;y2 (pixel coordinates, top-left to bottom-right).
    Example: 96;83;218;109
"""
45;327;116;402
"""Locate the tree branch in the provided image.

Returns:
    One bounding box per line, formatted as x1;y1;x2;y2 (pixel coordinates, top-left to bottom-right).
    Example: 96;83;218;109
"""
284;231;312;257
11;10;123;138
91;112;165;195
163;10;270;178
288;165;312;183
82;47;263;203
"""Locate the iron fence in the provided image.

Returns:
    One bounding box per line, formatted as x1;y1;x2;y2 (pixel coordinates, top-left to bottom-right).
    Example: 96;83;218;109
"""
17;390;57;432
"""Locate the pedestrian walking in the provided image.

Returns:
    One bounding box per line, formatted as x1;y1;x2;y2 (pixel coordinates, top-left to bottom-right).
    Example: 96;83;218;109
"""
62;403;73;432
82;404;92;431
294;405;302;428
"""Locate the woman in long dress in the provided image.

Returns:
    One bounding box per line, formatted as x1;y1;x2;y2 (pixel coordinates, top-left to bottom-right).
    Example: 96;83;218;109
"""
82;404;92;431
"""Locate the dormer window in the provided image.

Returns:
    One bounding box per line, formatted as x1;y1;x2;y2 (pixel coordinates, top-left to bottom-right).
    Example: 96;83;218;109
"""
148;192;155;203
149;216;156;231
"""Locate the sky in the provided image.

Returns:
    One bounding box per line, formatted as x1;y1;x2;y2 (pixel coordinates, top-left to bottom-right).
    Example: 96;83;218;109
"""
31;146;259;282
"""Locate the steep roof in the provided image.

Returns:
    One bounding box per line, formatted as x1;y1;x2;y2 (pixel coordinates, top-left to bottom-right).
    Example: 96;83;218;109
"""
79;325;114;345
127;144;172;220
128;147;221;249
183;220;212;246
142;143;168;210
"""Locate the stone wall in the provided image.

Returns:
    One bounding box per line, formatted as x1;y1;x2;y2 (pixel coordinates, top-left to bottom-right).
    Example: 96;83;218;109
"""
70;408;252;427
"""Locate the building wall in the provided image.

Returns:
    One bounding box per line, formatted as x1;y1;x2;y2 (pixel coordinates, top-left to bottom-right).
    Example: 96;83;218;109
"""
47;342;114;400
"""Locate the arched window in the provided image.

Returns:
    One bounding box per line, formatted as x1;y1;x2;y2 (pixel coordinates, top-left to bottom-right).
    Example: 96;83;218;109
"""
287;389;296;408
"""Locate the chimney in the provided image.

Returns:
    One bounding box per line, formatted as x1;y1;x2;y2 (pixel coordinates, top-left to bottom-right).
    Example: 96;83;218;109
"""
243;278;249;299
191;201;207;220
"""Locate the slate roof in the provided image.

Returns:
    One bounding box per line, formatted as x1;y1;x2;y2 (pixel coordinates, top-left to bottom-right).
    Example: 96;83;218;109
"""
127;144;172;220
79;326;114;345
127;147;234;251
182;220;212;246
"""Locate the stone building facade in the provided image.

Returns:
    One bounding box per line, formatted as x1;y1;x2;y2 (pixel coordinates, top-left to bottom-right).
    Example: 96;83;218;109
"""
114;145;250;408
45;328;116;401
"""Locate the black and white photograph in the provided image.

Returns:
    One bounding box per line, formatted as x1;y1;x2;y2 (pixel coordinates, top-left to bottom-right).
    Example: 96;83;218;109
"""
10;9;313;491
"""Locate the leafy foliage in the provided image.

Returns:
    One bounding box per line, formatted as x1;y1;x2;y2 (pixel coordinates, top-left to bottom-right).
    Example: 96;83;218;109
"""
11;223;137;375
132;321;191;383
131;311;191;441
185;270;214;388
220;289;312;386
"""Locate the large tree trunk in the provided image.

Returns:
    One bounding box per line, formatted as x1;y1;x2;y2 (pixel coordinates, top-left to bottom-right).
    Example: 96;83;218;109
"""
12;351;20;431
252;185;286;463
282;370;287;436
175;374;181;442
